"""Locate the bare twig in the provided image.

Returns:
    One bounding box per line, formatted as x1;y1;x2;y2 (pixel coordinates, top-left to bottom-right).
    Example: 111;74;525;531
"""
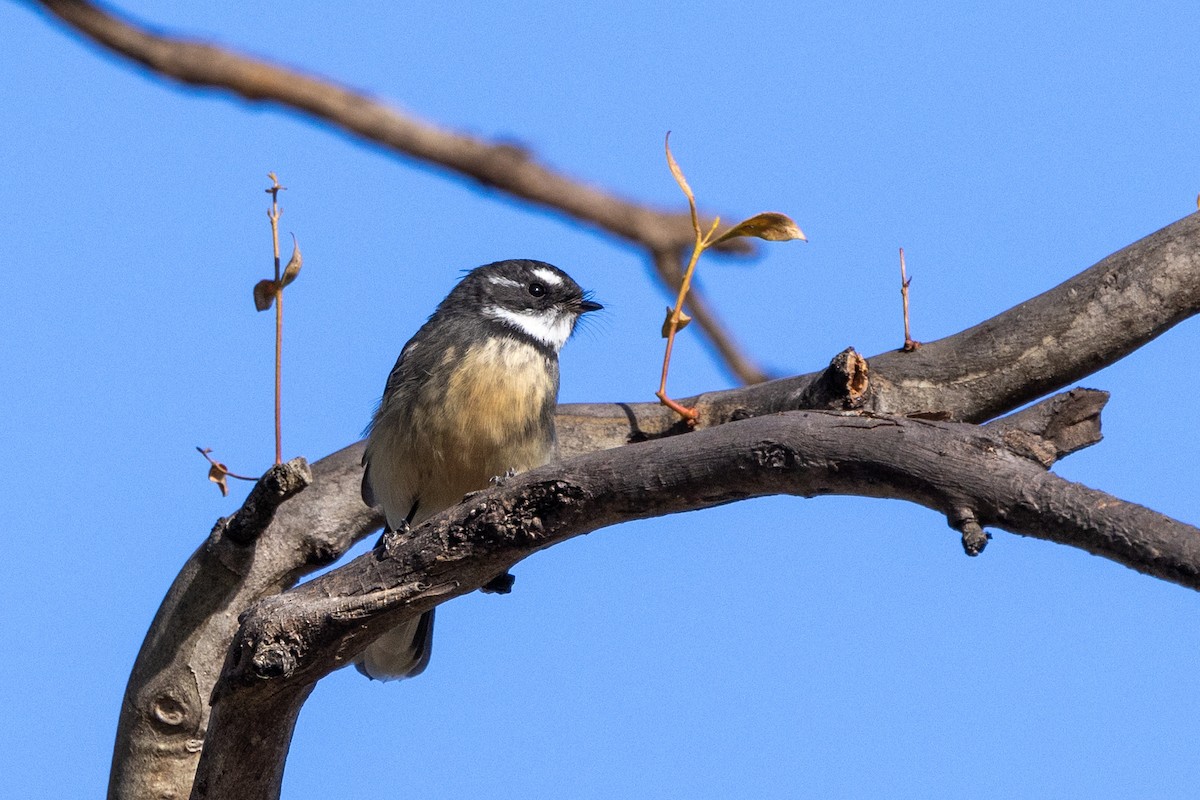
266;174;284;464
899;247;920;351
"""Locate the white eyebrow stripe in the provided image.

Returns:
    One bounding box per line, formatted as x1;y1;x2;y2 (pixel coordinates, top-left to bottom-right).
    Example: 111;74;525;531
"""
531;267;564;286
484;305;574;350
487;275;523;288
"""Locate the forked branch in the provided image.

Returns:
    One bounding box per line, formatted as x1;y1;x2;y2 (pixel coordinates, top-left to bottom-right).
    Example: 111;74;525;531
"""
191;400;1200;799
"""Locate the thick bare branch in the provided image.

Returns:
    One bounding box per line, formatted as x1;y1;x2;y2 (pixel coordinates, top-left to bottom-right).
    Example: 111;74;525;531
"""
107;452;376;800
863;212;1200;421
190;404;1200;799
110;206;1200;799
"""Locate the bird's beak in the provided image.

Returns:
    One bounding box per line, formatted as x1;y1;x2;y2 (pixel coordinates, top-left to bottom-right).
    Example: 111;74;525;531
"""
579;299;603;313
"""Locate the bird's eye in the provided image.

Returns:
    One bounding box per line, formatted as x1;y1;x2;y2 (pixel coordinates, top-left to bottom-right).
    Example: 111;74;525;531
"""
528;282;546;298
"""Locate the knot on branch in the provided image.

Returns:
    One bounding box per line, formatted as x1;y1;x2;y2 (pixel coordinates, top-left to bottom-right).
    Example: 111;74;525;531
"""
753;441;798;469
142;681;202;736
223;457;313;545
795;348;870;411
220;599;312;694
251;640;300;680
1033;388;1109;457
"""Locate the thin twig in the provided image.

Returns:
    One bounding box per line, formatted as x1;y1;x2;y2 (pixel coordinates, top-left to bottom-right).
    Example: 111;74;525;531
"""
266;174;285;464
656;239;706;424
649;250;771;385
899;247;920;352
196;447;257;481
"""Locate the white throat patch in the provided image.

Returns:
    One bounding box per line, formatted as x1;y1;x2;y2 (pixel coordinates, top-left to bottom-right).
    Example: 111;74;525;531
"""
485;305;574;350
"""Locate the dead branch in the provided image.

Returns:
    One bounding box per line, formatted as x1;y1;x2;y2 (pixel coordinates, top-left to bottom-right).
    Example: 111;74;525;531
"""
33;0;769;383
105;207;1200;799
189;400;1200;798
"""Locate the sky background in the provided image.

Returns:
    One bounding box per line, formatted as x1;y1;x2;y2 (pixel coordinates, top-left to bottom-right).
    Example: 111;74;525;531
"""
3;1;1199;797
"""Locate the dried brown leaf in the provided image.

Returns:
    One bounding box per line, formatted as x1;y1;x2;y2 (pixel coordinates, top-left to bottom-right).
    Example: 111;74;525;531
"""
665;132;700;238
253;279;278;311
713;212;807;246
207;461;230;497
280;234;302;287
661;306;693;337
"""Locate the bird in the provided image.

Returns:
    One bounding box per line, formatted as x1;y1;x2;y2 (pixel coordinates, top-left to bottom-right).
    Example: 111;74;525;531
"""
356;259;602;680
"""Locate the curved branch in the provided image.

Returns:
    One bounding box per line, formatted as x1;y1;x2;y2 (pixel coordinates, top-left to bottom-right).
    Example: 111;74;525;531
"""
190;405;1200;799
33;0;764;385
33;2;683;245
109;208;1200;799
107;453;376;800
863;212;1200;421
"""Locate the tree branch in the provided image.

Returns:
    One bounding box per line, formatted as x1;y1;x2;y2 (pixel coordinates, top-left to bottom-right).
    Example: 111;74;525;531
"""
107;454;373;800
38;1;1200;400
32;0;767;385
40;9;1200;795
190;402;1200;799
984;386;1109;467
558;212;1200;451
862;212;1200;421
101;196;1199;798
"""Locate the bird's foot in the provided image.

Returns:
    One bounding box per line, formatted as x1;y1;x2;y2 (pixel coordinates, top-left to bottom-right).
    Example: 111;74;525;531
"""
490;467;519;487
377;520;411;557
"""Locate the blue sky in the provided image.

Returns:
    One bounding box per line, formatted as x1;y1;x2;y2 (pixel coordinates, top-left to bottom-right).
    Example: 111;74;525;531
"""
3;2;1199;797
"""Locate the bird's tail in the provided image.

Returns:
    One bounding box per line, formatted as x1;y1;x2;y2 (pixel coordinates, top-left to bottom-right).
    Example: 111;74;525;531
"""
354;609;436;681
